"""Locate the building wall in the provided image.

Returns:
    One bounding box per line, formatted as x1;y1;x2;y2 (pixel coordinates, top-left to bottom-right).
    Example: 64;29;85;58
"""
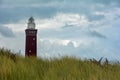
25;29;37;57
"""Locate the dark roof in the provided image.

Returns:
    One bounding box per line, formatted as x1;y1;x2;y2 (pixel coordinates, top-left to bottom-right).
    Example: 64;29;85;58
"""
29;17;34;22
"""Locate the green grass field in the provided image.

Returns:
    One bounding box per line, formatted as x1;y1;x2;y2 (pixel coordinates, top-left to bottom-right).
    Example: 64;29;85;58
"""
0;48;120;80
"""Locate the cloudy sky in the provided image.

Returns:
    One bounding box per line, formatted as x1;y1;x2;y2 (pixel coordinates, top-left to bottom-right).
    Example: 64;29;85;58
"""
0;0;120;60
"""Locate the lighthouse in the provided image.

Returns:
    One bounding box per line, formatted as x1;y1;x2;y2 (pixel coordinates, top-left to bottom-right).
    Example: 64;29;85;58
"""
25;17;37;57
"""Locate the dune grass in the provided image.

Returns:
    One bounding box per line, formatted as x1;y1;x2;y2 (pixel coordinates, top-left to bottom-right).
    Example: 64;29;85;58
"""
0;48;120;80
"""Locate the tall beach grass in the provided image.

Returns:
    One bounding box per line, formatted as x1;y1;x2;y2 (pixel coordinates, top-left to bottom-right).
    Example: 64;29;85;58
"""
0;48;120;80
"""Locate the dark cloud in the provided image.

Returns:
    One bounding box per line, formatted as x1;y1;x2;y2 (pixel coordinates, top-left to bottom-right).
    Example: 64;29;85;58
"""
0;25;15;37
0;0;119;24
0;6;58;24
87;30;106;39
1;0;64;5
92;0;120;4
1;0;120;5
39;24;106;39
0;0;2;4
62;24;106;39
67;0;120;4
88;14;105;21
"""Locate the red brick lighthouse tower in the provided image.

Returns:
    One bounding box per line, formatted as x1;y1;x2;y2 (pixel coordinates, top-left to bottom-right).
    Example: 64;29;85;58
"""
25;17;37;57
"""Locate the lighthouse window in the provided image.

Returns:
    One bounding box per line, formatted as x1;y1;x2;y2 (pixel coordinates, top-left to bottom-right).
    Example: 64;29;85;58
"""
29;50;31;53
33;38;35;40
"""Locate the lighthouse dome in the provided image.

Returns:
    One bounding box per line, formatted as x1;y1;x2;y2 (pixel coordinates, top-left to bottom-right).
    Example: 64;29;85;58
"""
27;17;35;29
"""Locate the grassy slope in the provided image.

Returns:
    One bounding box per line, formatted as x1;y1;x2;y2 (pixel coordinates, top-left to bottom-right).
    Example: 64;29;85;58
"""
0;48;120;80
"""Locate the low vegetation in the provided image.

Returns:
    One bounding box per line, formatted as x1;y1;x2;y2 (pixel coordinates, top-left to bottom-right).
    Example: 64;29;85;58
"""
0;48;120;80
